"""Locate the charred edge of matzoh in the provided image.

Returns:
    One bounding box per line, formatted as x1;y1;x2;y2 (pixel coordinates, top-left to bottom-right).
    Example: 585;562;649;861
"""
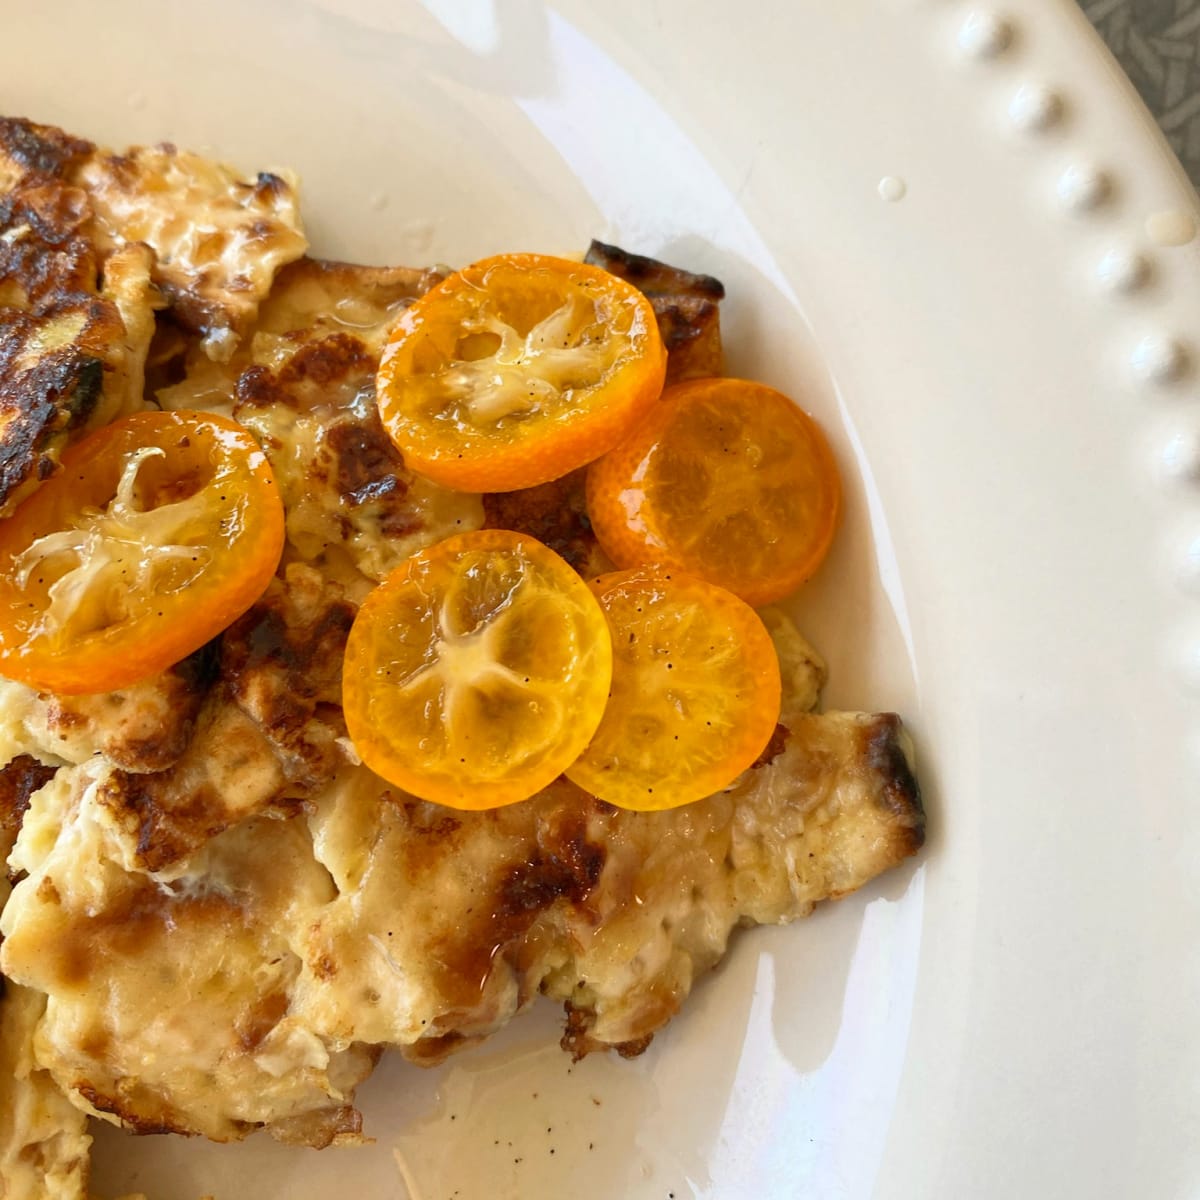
481;470;595;577
0;754;59;869
0;116;93;178
559;1004;656;1063
652;294;721;356
75;1082;202;1138
861;713;926;853
0;349;102;505
584;239;726;301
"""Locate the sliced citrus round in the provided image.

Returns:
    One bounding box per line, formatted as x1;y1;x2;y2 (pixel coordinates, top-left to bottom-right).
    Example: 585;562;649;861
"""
376;252;667;493
586;377;842;606
342;529;613;809
0;410;285;695
565;566;781;811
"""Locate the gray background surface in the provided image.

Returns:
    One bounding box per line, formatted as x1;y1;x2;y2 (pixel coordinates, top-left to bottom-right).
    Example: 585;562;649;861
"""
1086;0;1200;183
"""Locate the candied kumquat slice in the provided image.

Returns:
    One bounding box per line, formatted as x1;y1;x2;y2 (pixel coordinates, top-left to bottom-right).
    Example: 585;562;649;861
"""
342;529;613;809
565;566;781;811
0;410;284;695
376;253;666;493
586;377;842;606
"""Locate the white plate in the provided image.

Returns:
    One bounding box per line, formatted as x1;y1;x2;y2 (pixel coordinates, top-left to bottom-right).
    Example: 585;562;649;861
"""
5;2;1199;1197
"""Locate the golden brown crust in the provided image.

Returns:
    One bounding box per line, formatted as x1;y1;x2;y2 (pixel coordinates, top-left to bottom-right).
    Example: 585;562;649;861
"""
78;144;307;353
231;326;449;572
95;566;354;872
859;712;926;852
221;567;355;732
0;117;92;186
36;647;217;775
257;257;445;336
418;799;608;1016
552;711;925;1057
0;177;96;305
234;332;372;410
584;240;724;302
585;239;724;382
0;755;57;865
481;469;609;578
208;257;482;586
74;1082;197;1138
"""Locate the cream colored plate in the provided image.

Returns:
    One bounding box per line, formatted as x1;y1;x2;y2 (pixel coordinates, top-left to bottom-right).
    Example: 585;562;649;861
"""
4;1;1198;1197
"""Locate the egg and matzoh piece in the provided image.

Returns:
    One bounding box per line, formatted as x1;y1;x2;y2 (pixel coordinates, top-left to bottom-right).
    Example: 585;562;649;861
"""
0;116;924;1200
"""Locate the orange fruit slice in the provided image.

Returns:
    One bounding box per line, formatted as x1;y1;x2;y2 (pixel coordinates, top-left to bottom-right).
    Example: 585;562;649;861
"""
342;529;613;809
586;377;842;606
0;410;284;695
565;566;781;810
376;253;666;493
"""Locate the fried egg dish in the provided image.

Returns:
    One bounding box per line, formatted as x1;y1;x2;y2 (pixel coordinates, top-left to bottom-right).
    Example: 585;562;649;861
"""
0;117;925;1200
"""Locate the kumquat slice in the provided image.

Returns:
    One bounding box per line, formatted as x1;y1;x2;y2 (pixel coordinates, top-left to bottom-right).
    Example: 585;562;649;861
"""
0;410;285;695
586;377;842;606
342;529;613;809
565;566;781;811
377;253;666;493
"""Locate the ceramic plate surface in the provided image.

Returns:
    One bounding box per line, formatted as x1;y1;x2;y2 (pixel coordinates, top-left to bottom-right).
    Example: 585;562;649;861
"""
4;2;1198;1197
